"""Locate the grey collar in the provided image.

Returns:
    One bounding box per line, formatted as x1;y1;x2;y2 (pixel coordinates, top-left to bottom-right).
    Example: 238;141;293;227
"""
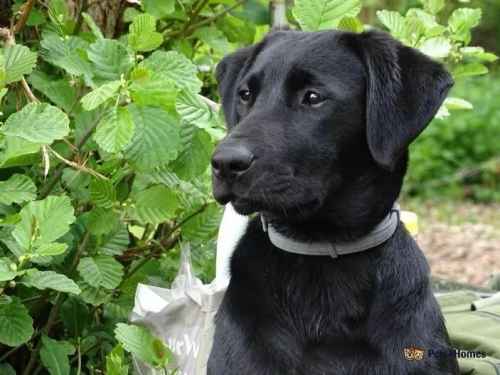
260;205;400;258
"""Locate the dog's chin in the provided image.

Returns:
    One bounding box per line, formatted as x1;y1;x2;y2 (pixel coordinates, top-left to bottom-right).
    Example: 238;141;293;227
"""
231;198;259;216
230;195;323;220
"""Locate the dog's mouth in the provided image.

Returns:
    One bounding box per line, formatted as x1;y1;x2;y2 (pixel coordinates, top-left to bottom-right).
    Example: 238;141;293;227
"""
224;192;323;219
212;164;325;218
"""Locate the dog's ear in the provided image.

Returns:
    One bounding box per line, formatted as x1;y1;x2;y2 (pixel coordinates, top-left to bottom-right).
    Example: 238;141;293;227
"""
346;31;453;170
215;46;255;127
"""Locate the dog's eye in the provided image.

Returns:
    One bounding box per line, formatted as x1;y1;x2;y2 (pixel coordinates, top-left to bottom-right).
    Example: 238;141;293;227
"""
238;89;252;103
302;91;324;107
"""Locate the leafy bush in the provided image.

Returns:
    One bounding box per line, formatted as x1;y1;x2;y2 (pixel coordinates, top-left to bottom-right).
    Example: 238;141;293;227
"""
0;0;496;373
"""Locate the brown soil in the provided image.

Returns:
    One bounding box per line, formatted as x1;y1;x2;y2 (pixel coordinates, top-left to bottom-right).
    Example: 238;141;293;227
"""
403;200;500;287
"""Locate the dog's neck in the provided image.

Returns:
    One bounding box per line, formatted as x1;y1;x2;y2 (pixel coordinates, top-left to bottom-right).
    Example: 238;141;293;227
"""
260;204;399;257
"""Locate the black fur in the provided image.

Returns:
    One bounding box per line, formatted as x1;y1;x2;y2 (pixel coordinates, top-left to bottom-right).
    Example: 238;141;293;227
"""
208;29;458;375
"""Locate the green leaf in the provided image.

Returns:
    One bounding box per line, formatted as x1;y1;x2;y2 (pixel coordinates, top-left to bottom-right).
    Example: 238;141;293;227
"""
293;0;361;31
60;297;91;337
125;105;182;170
3;45;38;84
90;178;116;209
130;185;179;224
97;224;129;256
40;33;93;77
337;16;364;33
77;255;124;289
0;174;37;205
34;242;68;257
418;37;451;59
376;10;406;39
141;50;202;93
12;195;75;250
106;345;129;375
460;47;498;62
0;87;7;102
1;103;70;144
171;126;213;180
115;323;172;367
29;71;77;113
81;80;122;111
193;26;231;56
82;12;104;39
0;298;33;346
217;14;256;45
123;7;142;23
176;91;216;130
20;269;81;294
95;106;135;153
0;257;17;282
448;8;482;44
143;0;175;19
0;364;16;375
85;208;120;236
78;280;110;306
453;63;488;78
129;73;177;109
40;335;75;375
0;135;41;168
420;0;445;15
444;97;473;111
128;14;164;52
87;39;134;82
182;203;222;240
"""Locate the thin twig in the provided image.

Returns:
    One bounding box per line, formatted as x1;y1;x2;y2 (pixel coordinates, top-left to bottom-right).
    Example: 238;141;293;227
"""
22;294;65;375
13;0;37;33
0;344;23;362
164;0;247;38
48;146;108;180
38;114;104;199
22;230;89;375
21;77;40;102
118;202;209;263
178;0;210;37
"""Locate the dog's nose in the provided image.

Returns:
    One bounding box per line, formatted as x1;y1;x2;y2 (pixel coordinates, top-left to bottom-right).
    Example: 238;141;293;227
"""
211;145;254;180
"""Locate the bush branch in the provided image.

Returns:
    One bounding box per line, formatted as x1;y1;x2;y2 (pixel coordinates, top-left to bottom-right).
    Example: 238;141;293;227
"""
164;0;247;38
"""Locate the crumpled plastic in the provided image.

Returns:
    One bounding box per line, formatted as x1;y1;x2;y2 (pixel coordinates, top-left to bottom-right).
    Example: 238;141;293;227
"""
130;204;249;375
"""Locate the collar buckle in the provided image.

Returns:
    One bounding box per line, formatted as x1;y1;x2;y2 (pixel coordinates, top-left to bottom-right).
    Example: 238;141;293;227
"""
328;243;338;258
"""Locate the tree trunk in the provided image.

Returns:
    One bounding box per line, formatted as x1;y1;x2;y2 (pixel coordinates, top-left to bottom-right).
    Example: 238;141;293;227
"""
71;0;127;37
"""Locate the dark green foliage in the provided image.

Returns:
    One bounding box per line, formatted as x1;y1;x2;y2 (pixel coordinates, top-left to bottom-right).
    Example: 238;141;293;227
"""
405;74;500;201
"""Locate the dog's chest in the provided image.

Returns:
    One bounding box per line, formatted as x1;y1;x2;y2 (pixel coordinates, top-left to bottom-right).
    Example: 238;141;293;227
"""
266;255;372;339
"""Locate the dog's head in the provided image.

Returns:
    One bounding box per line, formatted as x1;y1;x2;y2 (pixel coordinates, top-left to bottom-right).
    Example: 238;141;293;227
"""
212;30;453;222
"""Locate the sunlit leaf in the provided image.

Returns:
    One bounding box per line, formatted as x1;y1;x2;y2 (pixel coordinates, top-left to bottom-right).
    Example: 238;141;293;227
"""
115;323;172;367
95;106;135;153
293;0;361;31
20;269;81;295
81;80;121;111
0;174;37;205
3;45;37;84
1;103;69;144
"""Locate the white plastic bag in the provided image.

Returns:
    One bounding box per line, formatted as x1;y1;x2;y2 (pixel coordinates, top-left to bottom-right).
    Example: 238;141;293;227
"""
131;204;249;375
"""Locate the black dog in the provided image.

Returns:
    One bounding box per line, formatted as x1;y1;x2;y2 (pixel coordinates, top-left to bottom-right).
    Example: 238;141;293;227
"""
208;29;459;375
